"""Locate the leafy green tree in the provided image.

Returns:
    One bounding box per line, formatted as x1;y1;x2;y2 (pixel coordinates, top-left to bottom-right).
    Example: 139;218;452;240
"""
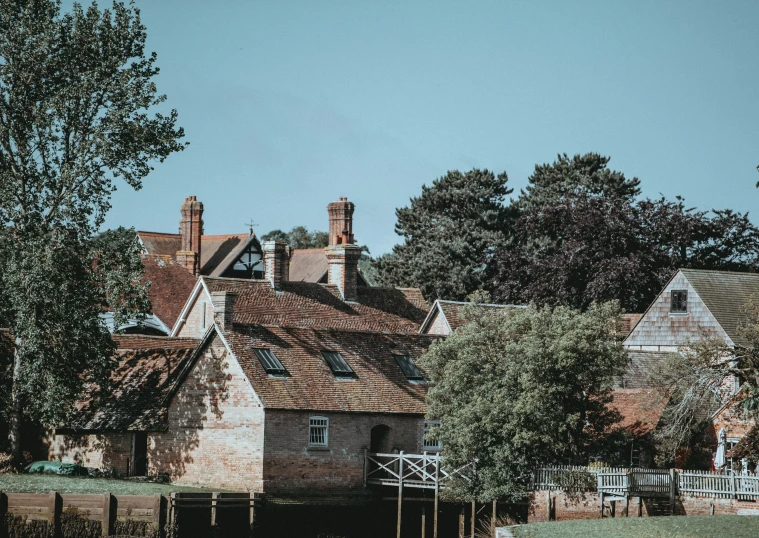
261;226;329;249
420;301;628;501
516;153;641;211
0;0;184;461
375;169;512;301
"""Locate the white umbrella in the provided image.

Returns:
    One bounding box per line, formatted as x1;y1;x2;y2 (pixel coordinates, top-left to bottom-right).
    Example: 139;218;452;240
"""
715;428;727;469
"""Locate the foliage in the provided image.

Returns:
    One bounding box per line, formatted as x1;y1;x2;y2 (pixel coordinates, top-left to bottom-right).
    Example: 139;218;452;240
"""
731;424;759;461
647;299;759;463
555;469;597;503
261;226;329;249
420;301;628;501
0;0;184;458
489;154;759;312
375;168;512;301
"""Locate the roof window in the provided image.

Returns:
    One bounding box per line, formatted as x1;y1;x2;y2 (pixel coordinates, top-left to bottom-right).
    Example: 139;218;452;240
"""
670;290;688;314
393;354;425;381
321;351;354;377
254;348;288;376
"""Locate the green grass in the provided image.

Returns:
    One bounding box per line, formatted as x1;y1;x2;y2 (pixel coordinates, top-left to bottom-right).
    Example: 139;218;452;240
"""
0;473;230;495
511;515;759;538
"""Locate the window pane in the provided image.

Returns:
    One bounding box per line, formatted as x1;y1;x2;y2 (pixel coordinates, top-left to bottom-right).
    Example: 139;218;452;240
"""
394;355;424;380
254;348;287;375
309;417;328;446
424;420;441;450
322;351;354;375
670;290;688;313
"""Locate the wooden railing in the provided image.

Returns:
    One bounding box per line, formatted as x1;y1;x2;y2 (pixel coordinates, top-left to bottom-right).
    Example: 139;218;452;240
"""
534;465;759;500
364;451;472;490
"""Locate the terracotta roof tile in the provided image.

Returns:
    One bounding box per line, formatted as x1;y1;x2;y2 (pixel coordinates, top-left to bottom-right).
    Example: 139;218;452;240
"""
64;335;200;431
141;255;198;328
289;249;328;282
204;278;429;333
610;388;666;438
619;350;673;389
223;325;437;413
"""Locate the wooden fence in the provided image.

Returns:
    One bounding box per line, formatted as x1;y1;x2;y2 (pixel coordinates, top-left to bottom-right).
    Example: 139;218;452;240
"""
534;465;759;500
0;490;262;537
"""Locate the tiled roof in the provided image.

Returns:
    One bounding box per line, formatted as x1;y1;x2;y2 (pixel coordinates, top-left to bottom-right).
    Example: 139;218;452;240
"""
618;350;673;389
63;335;200;431
141;255;198;328
222;325;436;413
680;269;759;347
138;231;248;276
610;388;666;438
420;300;525;333
289;249;328;282
203;278;429;333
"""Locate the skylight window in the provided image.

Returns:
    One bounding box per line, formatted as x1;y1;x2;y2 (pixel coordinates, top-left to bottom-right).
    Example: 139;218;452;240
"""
254;348;288;376
321;351;354;376
393;355;424;381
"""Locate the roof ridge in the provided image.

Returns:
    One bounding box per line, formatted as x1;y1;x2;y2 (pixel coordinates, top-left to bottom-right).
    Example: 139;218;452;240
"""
680;268;759;277
137;231;180;237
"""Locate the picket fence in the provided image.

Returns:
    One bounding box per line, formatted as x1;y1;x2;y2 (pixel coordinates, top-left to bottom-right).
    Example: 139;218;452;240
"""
534;465;759;500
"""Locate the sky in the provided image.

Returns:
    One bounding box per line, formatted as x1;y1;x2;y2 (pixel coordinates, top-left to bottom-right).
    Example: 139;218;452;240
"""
98;0;759;255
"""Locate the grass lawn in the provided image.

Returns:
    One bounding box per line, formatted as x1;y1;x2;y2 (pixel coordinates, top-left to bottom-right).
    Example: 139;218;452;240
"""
0;473;231;495
511;515;759;538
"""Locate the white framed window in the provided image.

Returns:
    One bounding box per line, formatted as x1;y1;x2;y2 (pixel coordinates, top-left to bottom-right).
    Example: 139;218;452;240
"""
423;420;442;451
309;416;329;447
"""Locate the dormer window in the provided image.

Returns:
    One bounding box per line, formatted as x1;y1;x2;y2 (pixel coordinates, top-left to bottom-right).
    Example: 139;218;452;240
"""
670;290;688;314
322;351;354;377
254;348;288;376
393;354;424;381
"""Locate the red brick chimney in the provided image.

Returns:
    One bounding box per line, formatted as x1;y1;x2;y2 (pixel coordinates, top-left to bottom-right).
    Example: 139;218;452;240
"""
263;240;289;288
176;196;203;276
328;197;355;246
325;197;361;301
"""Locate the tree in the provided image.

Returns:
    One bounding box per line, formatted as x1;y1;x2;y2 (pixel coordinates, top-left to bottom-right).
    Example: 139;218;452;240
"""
261;226;329;249
420;301;628;501
516;153;640;212
374;169;512;301
0;0;184;461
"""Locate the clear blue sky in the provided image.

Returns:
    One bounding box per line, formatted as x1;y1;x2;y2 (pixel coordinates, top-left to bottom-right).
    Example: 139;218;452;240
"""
100;0;759;254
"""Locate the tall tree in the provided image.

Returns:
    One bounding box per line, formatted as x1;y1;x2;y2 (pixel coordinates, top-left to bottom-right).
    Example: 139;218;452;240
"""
421;301;628;501
375;169;512;301
0;0;184;461
261;226;329;249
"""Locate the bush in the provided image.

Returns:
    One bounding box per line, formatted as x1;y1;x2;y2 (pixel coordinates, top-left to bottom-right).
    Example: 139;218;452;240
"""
556;469;597;502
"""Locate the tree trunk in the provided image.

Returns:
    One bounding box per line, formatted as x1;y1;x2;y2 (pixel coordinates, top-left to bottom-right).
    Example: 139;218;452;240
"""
8;344;23;464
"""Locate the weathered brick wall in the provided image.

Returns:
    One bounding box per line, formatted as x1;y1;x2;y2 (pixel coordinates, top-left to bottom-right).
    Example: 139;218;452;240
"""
176;293;210;338
678;495;759;515
263;410;425;494
48;432;132;475
150;334;265;491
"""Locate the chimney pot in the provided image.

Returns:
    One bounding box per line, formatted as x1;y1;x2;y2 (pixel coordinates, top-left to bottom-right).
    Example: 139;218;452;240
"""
327;197;355;246
178;196;204;275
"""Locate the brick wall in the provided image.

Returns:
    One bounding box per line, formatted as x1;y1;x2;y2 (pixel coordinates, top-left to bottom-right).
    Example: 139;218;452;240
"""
49;432;132;475
150;334;265;491
262;410;425;494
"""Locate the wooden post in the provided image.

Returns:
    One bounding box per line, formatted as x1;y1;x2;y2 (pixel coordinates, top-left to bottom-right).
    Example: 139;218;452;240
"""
670;469;677;509
491;500;497;538
169;492;178;529
458;505;465;538
364;447;368;487
211;492;220;527
470;500;475;538
599;491;605;518
249;493;257;532
49;491;62;538
397;451;404;538
421;504;426;538
545;490;551;521
0;491;7;537
152;494;164;535
102;493;114;537
624;495;629;518
731;472;738;500
433;455;440;538
710;502;715;516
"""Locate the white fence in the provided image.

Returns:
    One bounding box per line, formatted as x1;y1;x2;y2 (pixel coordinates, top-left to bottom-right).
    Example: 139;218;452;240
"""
364;451;472;490
534;465;759;500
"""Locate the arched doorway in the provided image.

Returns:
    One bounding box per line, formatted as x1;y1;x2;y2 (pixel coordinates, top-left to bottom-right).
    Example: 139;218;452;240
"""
370;424;391;453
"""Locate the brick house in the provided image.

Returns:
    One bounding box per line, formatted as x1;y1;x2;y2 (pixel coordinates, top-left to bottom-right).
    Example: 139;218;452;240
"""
623;268;759;466
51;198;440;495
